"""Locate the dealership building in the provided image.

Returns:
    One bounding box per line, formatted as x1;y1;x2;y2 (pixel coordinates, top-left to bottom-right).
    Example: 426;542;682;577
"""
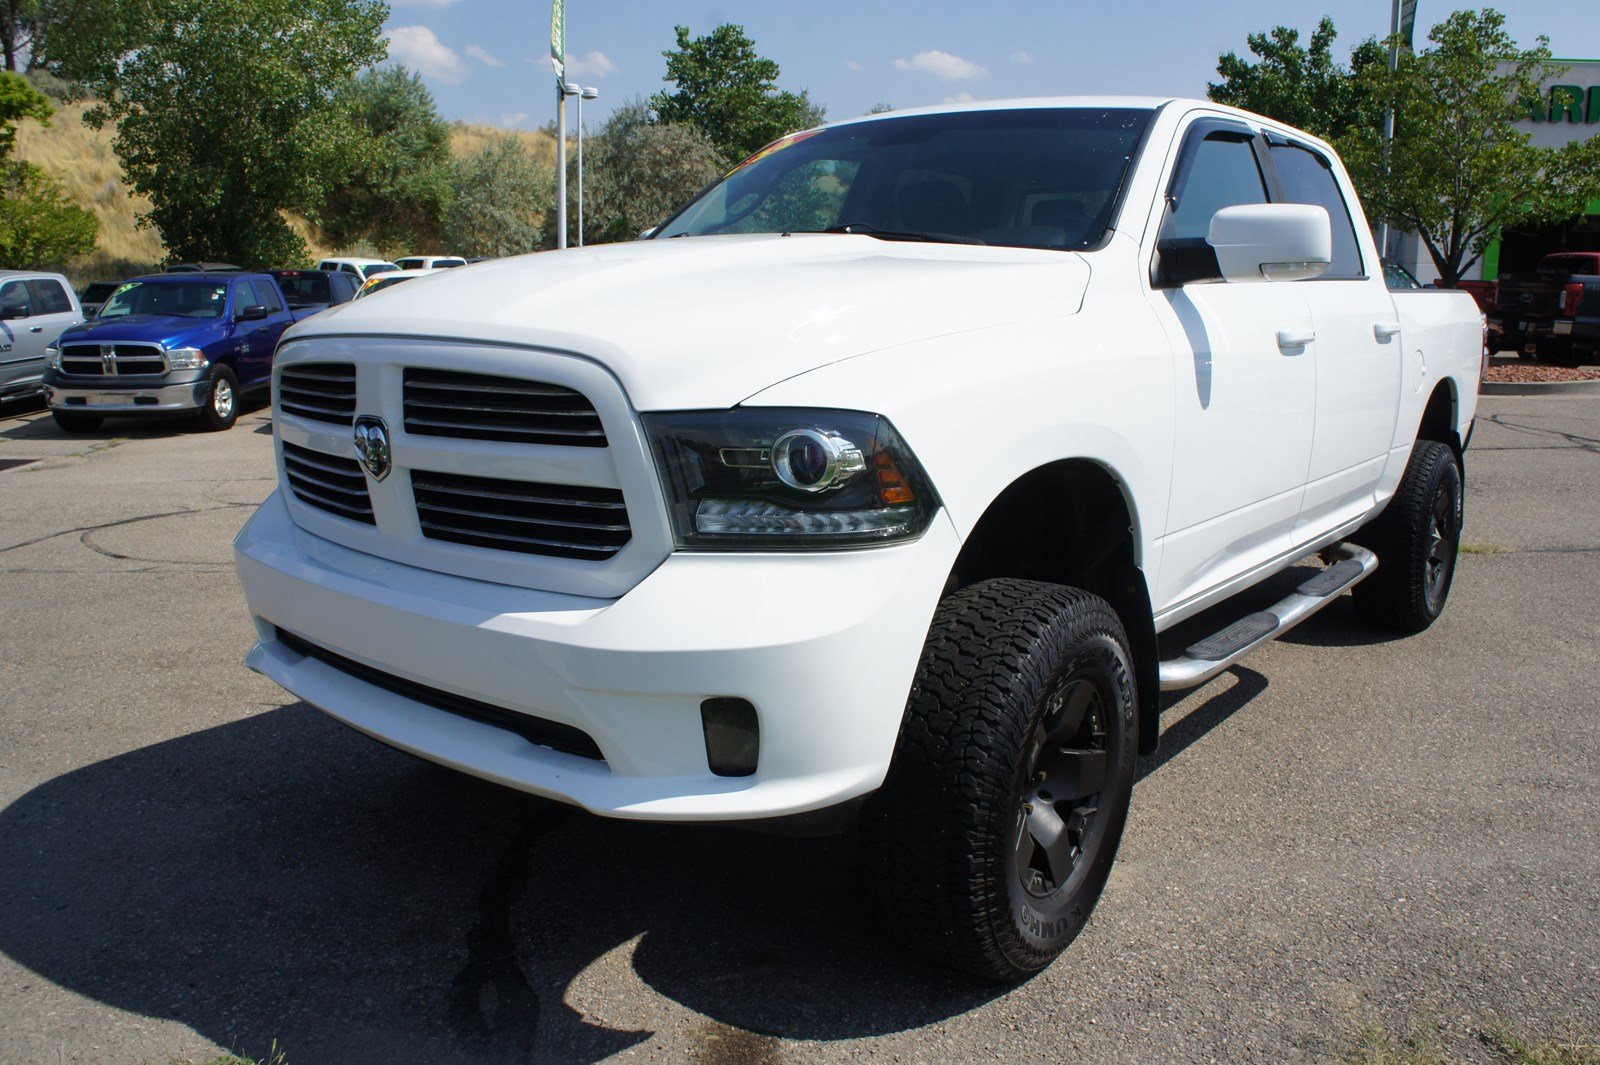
1387;57;1600;285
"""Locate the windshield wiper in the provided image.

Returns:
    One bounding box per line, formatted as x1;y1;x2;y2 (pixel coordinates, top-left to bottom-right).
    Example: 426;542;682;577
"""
815;222;986;246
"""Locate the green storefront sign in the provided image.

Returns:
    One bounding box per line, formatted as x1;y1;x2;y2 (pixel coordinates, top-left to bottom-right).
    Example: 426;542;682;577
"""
1524;83;1600;123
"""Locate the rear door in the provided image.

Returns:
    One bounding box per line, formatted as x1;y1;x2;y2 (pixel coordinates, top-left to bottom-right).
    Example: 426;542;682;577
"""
1146;118;1318;612
1266;138;1402;538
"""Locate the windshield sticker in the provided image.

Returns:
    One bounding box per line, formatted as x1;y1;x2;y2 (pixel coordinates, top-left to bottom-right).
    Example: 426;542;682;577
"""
725;128;822;178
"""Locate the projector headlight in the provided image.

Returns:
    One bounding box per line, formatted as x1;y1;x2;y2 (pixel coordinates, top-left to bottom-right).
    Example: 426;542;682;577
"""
164;347;209;370
644;408;939;549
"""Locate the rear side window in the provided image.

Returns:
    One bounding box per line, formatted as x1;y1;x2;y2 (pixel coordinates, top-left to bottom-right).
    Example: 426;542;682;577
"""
1165;133;1268;240
396;258;424;270
0;279;33;318
1269;143;1364;278
27;278;73;314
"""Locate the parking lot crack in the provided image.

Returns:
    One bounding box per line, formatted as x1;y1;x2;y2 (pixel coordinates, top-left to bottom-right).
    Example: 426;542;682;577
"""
0;503;253;557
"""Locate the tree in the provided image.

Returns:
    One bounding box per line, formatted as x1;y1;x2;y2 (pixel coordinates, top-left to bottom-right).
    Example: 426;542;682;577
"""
0;161;96;262
0;0;37;72
321;66;453;254
444;136;553;258
1208;17;1386;142
38;0;387;266
651;24;824;163
576;99;724;244
0;70;95;264
1341;8;1600;285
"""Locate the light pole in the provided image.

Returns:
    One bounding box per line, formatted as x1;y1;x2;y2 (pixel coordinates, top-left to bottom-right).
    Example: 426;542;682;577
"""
556;80;579;249
576;86;599;248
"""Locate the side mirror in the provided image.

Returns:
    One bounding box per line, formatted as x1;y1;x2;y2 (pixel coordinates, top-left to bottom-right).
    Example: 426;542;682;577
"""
235;304;269;321
1208;203;1331;283
637;226;658;240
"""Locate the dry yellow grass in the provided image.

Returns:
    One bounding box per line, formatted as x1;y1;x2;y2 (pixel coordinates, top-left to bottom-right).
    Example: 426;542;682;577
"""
450;122;558;168
14;100;165;281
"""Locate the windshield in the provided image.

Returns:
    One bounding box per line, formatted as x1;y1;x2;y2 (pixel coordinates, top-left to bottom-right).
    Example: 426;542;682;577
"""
98;280;229;319
656;107;1153;251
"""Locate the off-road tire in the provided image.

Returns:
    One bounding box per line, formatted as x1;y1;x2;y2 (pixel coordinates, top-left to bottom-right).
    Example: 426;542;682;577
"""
858;579;1138;982
1352;439;1462;633
51;409;103;433
194;365;239;432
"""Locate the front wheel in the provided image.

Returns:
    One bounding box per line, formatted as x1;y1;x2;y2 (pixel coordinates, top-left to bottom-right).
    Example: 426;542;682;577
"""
193;365;239;432
858;579;1138;982
1352;439;1462;633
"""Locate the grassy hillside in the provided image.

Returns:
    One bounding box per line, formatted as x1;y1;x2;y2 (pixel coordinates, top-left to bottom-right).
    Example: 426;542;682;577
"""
13;103;557;285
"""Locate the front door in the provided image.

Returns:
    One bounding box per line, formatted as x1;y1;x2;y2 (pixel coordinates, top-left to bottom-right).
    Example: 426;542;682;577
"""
1147;121;1318;613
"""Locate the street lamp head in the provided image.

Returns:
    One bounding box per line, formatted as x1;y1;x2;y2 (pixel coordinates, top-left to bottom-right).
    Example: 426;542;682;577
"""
561;82;581;97
581;87;599;100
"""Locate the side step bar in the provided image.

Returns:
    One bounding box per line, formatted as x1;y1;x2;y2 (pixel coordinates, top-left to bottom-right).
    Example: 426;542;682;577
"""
1157;542;1378;692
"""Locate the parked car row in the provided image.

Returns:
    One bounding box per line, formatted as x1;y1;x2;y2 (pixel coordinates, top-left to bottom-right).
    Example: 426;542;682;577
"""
0;253;481;432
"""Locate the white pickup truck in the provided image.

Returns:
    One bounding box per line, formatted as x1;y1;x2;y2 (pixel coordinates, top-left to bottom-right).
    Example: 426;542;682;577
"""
235;97;1483;980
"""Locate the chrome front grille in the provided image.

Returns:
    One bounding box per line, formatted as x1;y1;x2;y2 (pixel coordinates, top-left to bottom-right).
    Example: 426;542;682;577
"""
278;363;356;425
411;469;631;560
282;441;374;525
59;344;166;376
403;368;607;447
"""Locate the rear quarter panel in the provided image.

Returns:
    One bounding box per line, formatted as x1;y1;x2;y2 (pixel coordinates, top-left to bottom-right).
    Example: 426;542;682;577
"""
1379;289;1483;496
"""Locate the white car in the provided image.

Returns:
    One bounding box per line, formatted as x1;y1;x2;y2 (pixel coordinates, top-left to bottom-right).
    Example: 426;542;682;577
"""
315;257;398;282
236;97;1483;980
393;255;467;271
0;271;84;402
352;268;433;298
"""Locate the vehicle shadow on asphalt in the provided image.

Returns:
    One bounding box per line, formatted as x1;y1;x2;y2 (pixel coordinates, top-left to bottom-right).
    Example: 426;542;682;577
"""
0;398;271;442
0;704;1003;1064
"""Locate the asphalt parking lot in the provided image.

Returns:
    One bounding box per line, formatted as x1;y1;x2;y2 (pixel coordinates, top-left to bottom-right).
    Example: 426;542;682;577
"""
1;393;1596;1064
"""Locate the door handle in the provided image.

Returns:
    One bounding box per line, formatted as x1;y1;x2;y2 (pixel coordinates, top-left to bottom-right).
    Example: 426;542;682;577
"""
28;326;42;333
1373;320;1402;340
1276;328;1315;351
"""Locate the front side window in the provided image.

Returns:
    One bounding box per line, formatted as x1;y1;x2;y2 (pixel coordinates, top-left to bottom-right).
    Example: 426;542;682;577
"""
255;279;284;312
657;107;1154;251
1269;143;1364;278
99;281;229;319
0;279;33;318
234;280;261;310
1165;133;1268;241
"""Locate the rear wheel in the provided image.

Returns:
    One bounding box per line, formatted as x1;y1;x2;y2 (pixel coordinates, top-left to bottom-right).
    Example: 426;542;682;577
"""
1352;439;1462;633
193;365;238;432
51;409;103;433
858;579;1137;981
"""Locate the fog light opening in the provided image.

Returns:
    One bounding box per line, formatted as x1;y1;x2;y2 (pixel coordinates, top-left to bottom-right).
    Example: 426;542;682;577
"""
701;697;759;777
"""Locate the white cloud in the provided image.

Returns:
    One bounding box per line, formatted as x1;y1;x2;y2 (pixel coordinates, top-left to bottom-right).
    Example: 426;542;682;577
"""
1012;50;1034;64
944;92;976;104
500;111;529;127
566;50;618;78
386;25;469;83
465;44;504;68
390;0;460;6
894;50;988;82
845;59;862;72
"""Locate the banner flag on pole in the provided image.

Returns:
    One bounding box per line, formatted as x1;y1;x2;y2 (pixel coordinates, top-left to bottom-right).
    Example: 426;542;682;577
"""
551;0;566;79
1399;0;1418;49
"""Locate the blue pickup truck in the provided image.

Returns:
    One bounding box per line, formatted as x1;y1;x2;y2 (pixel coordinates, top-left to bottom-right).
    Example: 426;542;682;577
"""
43;272;298;432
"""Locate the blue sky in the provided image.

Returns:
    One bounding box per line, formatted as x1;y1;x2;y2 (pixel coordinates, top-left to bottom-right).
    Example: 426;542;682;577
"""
381;1;1600;130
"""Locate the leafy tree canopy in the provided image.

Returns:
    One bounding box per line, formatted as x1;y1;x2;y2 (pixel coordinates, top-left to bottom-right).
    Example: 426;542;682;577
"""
574;98;724;245
0;0;39;73
0;69;95;265
322;66;453;255
39;0;387;266
650;24;824;164
444;135;553;258
1208;17;1386;143
1341;8;1600;284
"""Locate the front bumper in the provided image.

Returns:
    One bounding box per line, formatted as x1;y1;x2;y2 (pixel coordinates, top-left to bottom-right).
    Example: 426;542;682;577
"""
44;369;208;413
235;490;959;822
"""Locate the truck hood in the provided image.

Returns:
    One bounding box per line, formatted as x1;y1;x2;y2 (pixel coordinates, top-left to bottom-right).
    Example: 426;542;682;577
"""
60;315;227;350
293;234;1092;409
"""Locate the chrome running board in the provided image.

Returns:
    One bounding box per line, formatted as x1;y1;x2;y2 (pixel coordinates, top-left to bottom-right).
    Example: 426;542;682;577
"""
1157;542;1379;692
